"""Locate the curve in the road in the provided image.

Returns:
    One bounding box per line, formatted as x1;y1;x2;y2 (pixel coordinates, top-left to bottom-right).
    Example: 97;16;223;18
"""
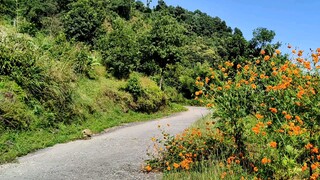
0;106;210;180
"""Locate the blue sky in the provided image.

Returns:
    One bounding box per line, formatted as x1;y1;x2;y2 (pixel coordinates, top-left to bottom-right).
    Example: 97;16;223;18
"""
148;0;319;54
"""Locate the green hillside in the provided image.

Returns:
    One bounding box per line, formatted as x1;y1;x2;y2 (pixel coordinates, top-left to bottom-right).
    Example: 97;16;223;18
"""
0;0;279;164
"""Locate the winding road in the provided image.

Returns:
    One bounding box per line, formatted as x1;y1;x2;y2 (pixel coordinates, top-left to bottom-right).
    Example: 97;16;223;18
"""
0;107;210;180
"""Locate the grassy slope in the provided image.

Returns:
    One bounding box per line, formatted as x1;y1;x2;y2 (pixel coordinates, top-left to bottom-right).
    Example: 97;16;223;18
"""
0;65;186;164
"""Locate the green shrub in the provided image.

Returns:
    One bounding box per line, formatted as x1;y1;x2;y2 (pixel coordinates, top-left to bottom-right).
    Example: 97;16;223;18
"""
123;74;167;113
0;78;36;129
125;74;143;101
96;17;140;79
18;19;38;36
163;87;185;103
0;33;77;127
134;76;167;113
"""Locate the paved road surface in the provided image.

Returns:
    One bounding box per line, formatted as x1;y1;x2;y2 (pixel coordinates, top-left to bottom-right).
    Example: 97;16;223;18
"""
0;107;210;180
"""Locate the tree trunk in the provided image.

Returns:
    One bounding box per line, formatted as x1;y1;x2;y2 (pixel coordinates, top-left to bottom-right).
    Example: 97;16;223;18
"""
159;68;163;90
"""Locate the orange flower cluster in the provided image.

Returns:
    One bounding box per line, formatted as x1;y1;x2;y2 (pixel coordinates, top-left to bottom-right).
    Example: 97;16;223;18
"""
306;143;314;150
252;122;265;135
225;61;234;67
195;90;203;96
227;156;236;164
295;116;303;125
287;122;304;136
261;157;271;164
310;173;319;180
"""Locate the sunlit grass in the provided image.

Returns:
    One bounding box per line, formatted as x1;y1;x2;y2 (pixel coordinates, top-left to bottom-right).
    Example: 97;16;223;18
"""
0;68;187;164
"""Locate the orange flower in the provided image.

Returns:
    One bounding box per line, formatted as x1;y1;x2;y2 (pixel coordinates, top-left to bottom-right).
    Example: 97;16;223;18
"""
254;167;258;172
267;121;272;126
264;55;270;61
167;166;171;171
312;147;319;154
251;84;257;89
302;163;308;171
260;50;266;55
237;64;241;69
173;163;180;169
292;49;296;54
206;103;213;108
304;61;311;70
252;127;260;134
285;114;292;120
311;163;318;170
269;108;278;113
221;172;227;179
261;157;271;164
145;165;152;172
244;65;250;71
311;173;319;180
255;114;264;119
270;141;277;148
275;49;281;55
205;77;210;84
305;143;314;150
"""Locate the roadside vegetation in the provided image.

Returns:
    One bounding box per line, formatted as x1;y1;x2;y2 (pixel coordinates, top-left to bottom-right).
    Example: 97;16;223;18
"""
147;48;320;179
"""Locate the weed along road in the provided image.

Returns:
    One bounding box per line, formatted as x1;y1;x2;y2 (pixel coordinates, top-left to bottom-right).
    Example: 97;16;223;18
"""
0;107;210;180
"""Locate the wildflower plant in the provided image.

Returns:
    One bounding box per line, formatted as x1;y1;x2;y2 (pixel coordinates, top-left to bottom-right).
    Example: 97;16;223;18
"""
193;48;320;179
146;47;320;179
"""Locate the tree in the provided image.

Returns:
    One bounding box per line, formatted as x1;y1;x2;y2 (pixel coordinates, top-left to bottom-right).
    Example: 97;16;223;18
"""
97;18;140;79
225;28;248;61
250;27;276;49
110;0;135;20
19;0;58;29
248;27;280;56
155;0;168;11
0;0;16;19
187;10;232;37
63;0;107;43
141;14;187;89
